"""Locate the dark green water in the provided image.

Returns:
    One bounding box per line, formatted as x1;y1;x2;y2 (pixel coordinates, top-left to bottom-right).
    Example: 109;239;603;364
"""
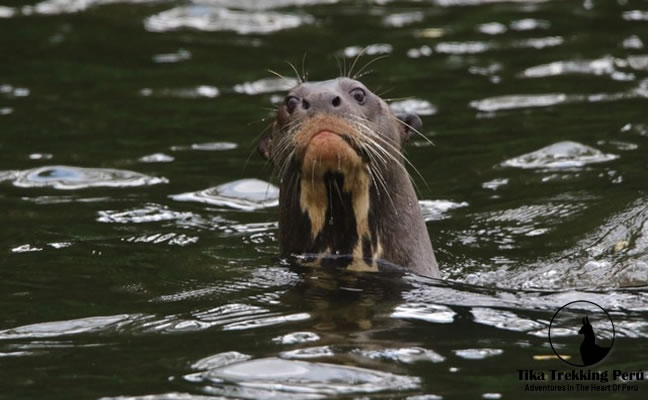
1;0;648;399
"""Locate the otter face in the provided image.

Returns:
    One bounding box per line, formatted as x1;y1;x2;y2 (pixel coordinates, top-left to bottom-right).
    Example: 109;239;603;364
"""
259;77;422;180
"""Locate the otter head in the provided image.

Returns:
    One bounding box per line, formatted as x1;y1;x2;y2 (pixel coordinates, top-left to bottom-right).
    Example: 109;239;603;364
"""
259;77;421;177
259;77;431;274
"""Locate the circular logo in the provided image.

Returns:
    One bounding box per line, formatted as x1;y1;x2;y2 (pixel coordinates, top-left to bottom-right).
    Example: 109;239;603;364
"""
548;300;615;367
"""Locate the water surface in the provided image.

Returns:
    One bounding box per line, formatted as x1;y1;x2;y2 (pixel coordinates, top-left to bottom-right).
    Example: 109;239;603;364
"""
1;0;647;399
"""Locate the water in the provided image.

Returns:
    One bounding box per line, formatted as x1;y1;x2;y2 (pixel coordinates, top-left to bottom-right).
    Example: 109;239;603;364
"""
1;0;647;398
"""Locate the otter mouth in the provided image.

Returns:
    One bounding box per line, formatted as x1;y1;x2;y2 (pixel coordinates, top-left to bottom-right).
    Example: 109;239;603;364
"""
295;115;368;178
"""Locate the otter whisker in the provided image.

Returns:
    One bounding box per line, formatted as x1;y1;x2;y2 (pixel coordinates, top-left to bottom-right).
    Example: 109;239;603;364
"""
267;69;296;87
301;52;308;82
353;54;389;80
348;46;372;78
393;116;435;147
347;114;429;195
285;61;303;84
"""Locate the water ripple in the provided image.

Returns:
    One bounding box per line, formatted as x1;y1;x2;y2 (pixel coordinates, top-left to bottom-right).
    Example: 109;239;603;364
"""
391;303;456;324
4;165;167;190
98;203;195;224
170;142;236;151
470;93;569;112
138;153;175;163
357;347;446;364
522;56;634;81
145;6;314;34
273;331;320;345
453;348;503;360
188;357;421;398
233;78;296;95
419;200;468;222
0;314;139;340
390;99;437;116
140;86;219;99
171;179;279;211
501;141;618;169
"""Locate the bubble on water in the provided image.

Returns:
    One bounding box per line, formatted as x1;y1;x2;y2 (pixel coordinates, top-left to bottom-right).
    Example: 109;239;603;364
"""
0;107;13;115
390;99;437;116
145;6;314;34
501;141;618;169
233;77;297;95
7;165;168;190
453;348;503;360
171;179;279;211
357;347;446;364
419;200;468;222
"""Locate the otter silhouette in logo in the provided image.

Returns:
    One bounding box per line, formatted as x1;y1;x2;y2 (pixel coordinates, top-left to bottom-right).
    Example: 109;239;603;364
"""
578;316;610;366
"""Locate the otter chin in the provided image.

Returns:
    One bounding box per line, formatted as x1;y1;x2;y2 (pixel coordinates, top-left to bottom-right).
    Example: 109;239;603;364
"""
258;77;439;278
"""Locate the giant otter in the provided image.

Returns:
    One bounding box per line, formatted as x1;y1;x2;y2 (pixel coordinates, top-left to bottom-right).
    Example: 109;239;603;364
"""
259;77;439;278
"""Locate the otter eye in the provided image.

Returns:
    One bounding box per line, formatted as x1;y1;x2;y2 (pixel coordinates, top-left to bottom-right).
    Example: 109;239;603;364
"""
284;95;300;113
350;88;366;104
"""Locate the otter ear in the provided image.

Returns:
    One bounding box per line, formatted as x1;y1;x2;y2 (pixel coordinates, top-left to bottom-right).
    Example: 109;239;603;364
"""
257;134;272;160
396;113;422;146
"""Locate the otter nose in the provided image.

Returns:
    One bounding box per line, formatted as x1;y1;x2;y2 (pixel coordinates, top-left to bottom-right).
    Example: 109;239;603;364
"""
300;92;346;113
